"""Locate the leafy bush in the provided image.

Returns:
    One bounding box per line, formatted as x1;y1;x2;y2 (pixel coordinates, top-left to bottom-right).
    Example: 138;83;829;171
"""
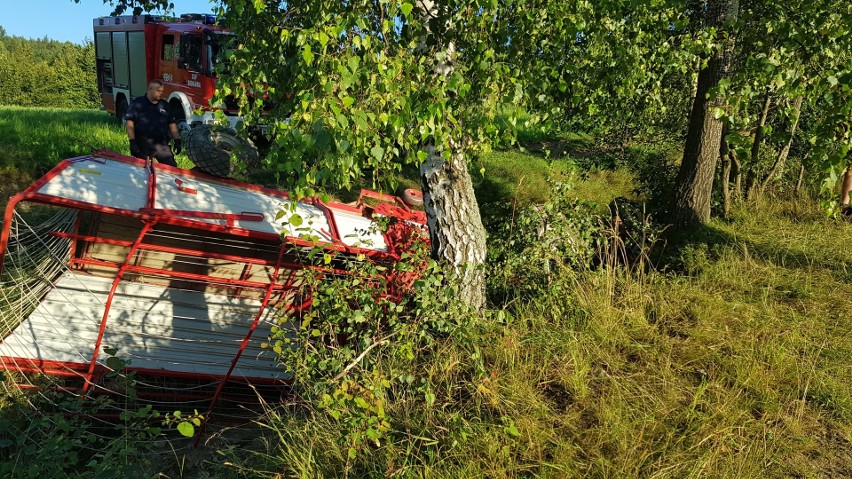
487;179;601;305
0;388;161;478
264;223;482;468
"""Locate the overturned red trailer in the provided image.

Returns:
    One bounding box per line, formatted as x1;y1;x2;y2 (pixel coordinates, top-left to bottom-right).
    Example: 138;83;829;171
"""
0;151;426;423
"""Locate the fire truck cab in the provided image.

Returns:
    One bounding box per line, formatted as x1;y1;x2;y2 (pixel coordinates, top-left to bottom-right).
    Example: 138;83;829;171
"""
93;14;238;132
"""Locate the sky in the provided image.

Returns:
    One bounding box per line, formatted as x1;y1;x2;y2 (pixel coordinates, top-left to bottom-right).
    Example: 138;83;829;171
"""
0;0;217;44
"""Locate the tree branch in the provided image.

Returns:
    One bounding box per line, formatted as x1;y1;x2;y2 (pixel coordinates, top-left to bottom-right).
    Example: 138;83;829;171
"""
332;333;396;382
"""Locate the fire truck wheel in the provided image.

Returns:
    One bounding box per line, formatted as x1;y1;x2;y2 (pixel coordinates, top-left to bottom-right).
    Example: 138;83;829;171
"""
184;125;259;178
115;97;128;124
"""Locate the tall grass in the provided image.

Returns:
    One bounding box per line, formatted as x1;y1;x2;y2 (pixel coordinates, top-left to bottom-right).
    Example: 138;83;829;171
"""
0;106;126;205
0;106;202;207
219;198;851;478
0;106;127;171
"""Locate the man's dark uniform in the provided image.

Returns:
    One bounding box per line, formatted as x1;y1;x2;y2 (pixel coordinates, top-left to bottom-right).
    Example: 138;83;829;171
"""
126;96;178;166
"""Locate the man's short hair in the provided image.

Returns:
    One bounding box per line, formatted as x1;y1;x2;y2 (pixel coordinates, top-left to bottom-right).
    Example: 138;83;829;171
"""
148;79;164;88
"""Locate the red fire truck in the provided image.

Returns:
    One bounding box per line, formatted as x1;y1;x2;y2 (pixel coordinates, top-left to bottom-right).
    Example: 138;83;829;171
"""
93;13;239;132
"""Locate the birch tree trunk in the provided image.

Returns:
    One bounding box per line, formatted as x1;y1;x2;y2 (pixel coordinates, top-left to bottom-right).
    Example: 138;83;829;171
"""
757;95;804;192
421;147;487;308
673;0;739;229
720;124;732;217
417;0;487;309
744;93;772;199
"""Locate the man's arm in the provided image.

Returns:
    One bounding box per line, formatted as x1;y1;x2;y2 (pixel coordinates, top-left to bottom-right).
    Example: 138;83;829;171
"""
126;119;136;140
127;119;143;158
169;122;180;140
168;122;182;154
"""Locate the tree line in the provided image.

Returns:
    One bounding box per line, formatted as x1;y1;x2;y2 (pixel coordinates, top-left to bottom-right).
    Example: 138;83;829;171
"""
0;26;100;109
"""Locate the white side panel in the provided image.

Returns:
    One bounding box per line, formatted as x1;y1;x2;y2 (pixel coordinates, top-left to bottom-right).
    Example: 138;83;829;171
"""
156;170;389;251
38;160;148;211
334;210;386;249
35;157;390;251
0;272;285;380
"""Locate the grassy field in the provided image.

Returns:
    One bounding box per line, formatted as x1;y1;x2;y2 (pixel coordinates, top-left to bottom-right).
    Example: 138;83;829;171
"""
0;106;201;207
0;107;850;477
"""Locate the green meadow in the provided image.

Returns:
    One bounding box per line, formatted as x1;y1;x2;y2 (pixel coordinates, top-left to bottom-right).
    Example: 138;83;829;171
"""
0;106;849;478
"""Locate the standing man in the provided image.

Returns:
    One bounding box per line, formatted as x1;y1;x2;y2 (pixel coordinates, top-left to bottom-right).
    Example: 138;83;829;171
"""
126;80;182;167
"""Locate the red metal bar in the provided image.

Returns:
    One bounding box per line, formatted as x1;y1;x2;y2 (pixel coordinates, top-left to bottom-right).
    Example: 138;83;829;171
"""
146;157;156;212
141;209;265;223
0;357;94;378
82;221;155;394
70;257;281;290
0;356;289;385
52;232;280;267
70;246;357;280
67;213;82;264
0;193;23;276
196;243;289;446
311;198;343;244
233;263;254;297
10;192;396;262
8;368;87;378
358;188;408;210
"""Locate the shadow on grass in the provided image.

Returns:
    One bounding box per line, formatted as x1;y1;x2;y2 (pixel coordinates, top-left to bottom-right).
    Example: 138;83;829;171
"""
658;221;852;281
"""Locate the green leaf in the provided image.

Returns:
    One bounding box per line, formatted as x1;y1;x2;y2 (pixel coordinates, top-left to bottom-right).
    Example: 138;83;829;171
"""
177;422;195;438
106;356;123;370
289;214;303;227
504;425;520;437
317;32;329;48
400;2;414;18
371;145;384;161
342;96;355;108
828;75;839;87
302;44;314;66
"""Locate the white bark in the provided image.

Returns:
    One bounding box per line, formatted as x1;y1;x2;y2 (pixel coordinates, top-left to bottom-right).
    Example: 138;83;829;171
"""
415;1;487;309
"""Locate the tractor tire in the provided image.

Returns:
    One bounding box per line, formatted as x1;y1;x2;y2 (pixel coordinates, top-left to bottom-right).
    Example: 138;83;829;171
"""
184;125;259;178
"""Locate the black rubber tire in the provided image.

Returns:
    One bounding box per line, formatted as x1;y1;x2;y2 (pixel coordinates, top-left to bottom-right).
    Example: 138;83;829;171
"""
170;101;191;137
115;97;128;125
184;124;259;178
